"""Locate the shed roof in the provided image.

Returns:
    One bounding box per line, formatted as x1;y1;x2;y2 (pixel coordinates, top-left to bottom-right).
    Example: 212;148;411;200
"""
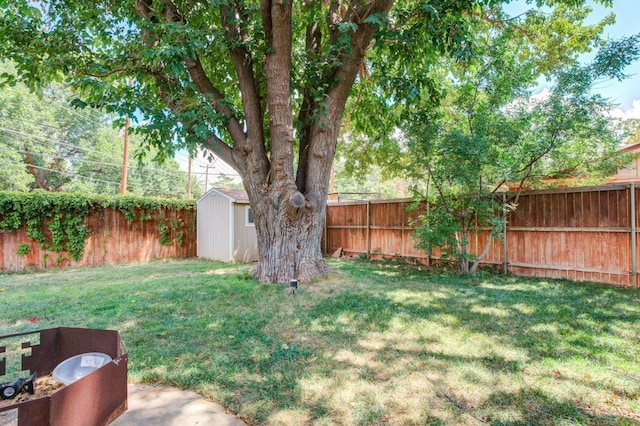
214;187;249;201
198;187;249;204
622;141;640;153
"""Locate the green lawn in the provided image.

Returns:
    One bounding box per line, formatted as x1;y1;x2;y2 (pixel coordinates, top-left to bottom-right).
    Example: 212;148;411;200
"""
1;259;639;425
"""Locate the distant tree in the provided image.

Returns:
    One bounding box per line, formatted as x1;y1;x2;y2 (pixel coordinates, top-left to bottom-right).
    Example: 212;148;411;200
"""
332;155;405;199
0;63;198;197
0;80;34;191
339;2;618;176
623;119;640;145
126;150;200;198
326;3;638;273
0;69;78;191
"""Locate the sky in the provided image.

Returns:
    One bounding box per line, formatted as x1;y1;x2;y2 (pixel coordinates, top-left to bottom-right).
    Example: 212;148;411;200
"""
584;0;640;118
509;0;640;119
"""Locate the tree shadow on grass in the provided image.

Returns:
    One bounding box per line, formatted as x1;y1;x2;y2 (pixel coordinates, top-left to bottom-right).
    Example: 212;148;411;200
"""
47;262;640;424
4;260;639;425
482;388;639;426
304;278;639;360
285;265;640;424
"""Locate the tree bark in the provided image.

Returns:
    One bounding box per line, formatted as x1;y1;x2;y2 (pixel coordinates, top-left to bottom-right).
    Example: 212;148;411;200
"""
251;190;333;283
470;231;493;274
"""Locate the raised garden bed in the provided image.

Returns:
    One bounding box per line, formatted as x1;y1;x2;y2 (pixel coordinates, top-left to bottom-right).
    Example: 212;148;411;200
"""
0;327;127;425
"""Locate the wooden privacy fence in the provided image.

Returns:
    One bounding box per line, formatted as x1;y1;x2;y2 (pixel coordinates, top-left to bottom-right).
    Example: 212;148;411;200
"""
0;207;196;271
324;184;640;287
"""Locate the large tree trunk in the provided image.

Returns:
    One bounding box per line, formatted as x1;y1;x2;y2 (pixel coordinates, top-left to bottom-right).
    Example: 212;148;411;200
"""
251;191;332;283
243;121;337;284
240;0;395;283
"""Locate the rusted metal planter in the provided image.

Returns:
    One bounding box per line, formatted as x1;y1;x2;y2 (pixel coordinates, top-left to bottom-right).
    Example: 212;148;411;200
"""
0;327;127;425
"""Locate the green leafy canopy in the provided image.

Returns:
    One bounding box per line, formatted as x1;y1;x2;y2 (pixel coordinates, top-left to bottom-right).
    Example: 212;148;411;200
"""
0;0;615;158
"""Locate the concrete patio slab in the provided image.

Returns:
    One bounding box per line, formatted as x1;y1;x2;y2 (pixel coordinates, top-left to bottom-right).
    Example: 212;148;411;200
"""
110;384;247;426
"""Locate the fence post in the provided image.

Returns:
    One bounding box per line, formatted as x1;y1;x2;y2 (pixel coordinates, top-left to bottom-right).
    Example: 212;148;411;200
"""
631;183;637;287
324;205;328;256
366;201;371;257
503;193;508;275
426;200;431;267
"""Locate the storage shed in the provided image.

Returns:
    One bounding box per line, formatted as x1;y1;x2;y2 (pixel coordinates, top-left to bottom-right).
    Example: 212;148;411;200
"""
197;187;258;262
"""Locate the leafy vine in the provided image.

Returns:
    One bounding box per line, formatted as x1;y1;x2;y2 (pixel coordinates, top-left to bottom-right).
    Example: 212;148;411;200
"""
0;191;195;261
157;214;186;247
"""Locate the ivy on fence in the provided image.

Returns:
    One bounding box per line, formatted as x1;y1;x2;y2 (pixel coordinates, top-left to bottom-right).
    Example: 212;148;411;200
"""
0;191;195;261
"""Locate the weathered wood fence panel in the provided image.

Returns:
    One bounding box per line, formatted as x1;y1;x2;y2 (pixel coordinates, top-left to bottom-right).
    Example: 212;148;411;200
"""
325;184;640;287
325;200;426;261
504;186;634;286
0;207;196;271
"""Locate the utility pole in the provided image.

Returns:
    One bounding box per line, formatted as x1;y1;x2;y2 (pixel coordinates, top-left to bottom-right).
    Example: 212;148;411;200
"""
187;155;193;199
199;164;211;192
206;164;209;192
120;115;130;195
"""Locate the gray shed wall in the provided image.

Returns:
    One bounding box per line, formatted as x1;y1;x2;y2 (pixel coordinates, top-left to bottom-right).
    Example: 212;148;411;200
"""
232;204;258;262
197;191;233;261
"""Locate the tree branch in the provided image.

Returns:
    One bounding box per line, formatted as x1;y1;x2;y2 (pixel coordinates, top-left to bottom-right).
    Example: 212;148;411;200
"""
182;55;246;145
470;229;493;274
261;0;298;198
84;66;130;79
515;129;560;175
296;11;323;192
200;134;235;168
304;0;394;198
136;0;248;145
134;0;271;178
427;165;457;218
470;10;534;42
220;2;266;148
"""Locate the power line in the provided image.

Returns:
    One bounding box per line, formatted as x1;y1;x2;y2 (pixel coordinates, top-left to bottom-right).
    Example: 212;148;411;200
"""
2;113;237;176
0;146;124;170
54;100;107;123
0;126;193;179
2;157;121;187
0;112;106;133
0;125;123;162
3;157;187;197
174;151;212;170
190;172;240;177
175;149;240;176
1;116;235;188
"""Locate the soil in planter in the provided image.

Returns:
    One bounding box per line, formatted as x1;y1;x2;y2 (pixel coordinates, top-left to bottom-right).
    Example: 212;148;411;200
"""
0;375;66;408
